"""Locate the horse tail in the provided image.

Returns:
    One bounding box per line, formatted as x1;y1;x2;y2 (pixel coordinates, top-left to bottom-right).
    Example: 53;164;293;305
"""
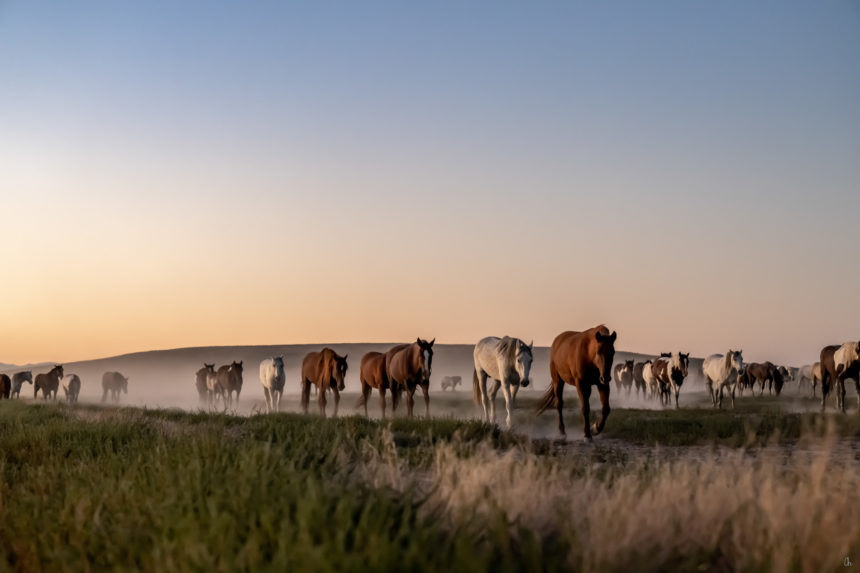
535;384;556;415
472;369;481;407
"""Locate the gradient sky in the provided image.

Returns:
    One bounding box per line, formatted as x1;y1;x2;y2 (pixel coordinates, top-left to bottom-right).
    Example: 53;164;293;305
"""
1;1;859;365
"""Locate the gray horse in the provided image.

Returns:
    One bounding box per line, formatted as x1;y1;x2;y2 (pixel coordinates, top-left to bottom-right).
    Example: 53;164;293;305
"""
11;371;32;399
472;336;533;429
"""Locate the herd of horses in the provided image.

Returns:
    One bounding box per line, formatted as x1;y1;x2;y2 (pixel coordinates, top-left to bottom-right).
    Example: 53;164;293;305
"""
3;327;859;439
0;366;128;403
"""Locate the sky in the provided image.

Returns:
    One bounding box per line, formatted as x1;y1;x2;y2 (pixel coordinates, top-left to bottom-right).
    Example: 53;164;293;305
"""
1;1;858;366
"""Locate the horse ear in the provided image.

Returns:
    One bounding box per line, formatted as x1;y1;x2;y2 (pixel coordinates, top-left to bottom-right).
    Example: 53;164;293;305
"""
429;338;435;347
609;331;617;342
595;332;605;342
343;354;348;361
529;340;534;349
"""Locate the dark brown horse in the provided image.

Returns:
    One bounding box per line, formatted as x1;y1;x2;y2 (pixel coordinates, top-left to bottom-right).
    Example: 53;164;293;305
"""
820;341;860;413
102;371;128;402
0;374;10;399
357;351;389;418
301;348;348;417
536;325;617;439
385;338;435;417
745;362;784;397
633;360;651;399
215;361;243;407
195;363;215;403
35;365;63;401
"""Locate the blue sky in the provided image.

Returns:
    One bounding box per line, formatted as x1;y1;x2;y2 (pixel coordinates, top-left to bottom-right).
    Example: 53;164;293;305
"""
1;1;858;364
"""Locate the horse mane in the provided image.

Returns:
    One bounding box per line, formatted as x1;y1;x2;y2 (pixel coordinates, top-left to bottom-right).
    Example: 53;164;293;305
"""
498;336;531;364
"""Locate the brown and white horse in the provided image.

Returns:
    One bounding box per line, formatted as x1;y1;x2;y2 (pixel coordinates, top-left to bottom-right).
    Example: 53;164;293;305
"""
301;348;348;417
386;338;435;418
195;363;215;404
35;365;63;401
536;325;616;439
357;351;390;418
613;359;634;396
652;352;690;408
820;341;860;413
633;360;651;399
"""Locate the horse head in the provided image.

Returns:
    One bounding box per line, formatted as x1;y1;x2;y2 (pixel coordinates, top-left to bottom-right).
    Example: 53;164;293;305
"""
416;338;435;384
53;364;64;379
332;352;348;391
728;350;743;374
515;339;534;387
594;330;617;384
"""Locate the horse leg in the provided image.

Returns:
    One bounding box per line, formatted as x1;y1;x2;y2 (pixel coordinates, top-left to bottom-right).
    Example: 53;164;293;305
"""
379;387;387;419
420;381;429;418
406;384;416;417
838;378;846;414
511;382;520;403
500;380;513;430
855;378;860;411
263;387;271;413
360;381;372;417
477;370;490;423
674;384;680;409
301;379;311;415
333;387;341;418
593;382;611;436
318;387;327;418
489;379;501;423
577;382;593;440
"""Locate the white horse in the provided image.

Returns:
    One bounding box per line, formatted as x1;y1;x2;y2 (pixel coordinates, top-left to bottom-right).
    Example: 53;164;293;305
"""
259;356;286;413
472;336;533;429
642;361;659;400
11;371;32;399
797;363;820;396
702;350;743;409
62;374;81;403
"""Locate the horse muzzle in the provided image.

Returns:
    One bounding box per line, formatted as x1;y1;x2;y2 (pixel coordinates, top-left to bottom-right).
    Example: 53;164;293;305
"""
521;379;530;388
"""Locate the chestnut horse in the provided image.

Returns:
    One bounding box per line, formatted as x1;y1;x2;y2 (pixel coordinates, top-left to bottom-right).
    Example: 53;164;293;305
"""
35;365;63;401
745;362;784;397
357;351;390;418
215;361;243;408
386;338;435;417
301;348;348;417
820;341;860;413
536;325;617;439
102;371;128;402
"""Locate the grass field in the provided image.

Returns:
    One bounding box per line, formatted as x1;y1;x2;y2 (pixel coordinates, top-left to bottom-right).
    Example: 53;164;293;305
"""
1;399;858;572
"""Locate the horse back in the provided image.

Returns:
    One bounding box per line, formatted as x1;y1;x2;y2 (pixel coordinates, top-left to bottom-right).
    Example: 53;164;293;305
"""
360;352;387;387
385;343;413;383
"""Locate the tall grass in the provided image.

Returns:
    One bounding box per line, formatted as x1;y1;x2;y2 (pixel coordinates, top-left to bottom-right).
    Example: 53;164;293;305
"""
0;401;857;572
